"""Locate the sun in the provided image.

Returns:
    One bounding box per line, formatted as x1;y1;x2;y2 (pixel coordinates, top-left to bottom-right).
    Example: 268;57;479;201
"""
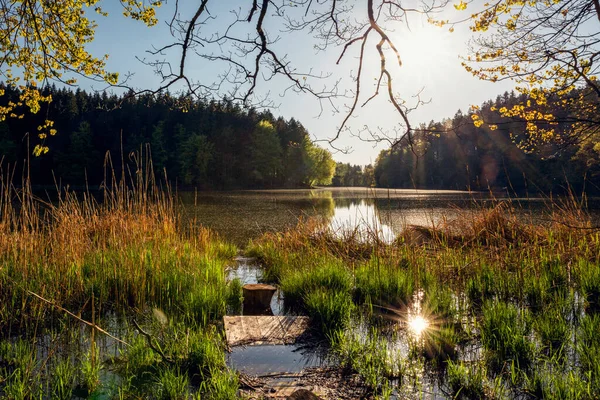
393;22;458;84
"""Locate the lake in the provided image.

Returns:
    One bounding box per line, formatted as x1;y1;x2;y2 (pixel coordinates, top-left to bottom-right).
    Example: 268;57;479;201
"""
179;187;589;246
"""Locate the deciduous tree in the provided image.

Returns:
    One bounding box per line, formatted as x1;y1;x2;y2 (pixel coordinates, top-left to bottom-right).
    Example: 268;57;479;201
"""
463;0;600;153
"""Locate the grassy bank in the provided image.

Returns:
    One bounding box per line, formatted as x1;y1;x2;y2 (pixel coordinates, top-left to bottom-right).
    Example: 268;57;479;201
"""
247;201;600;398
0;166;241;399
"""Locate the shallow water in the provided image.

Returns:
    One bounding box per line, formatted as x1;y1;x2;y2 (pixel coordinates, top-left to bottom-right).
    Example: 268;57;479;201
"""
227;344;329;375
227;257;284;315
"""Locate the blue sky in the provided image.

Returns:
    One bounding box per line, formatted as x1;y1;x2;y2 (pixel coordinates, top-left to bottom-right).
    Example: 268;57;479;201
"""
85;1;515;166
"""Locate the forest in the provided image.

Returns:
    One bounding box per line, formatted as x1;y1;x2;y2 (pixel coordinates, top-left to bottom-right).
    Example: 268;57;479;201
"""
373;88;600;194
0;85;336;189
0;84;598;195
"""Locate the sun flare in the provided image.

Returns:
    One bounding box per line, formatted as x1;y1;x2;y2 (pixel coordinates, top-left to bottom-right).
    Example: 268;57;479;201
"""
408;315;429;337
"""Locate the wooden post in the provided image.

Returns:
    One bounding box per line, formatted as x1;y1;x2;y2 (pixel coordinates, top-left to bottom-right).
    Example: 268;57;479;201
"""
243;283;277;315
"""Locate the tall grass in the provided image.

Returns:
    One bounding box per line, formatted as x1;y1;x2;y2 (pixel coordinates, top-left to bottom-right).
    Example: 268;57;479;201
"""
481;300;535;371
247;194;600;396
0;154;238;329
0;154;239;397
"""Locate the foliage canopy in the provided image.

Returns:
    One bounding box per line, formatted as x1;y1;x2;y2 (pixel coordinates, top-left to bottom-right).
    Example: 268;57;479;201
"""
463;0;600;153
0;0;598;155
0;0;161;155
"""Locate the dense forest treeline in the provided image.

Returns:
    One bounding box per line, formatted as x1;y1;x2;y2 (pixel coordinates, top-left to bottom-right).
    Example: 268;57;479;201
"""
1;85;598;194
374;89;600;193
0;85;335;189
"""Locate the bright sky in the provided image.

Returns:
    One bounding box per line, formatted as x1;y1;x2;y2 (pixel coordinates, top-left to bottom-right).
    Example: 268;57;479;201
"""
85;1;515;166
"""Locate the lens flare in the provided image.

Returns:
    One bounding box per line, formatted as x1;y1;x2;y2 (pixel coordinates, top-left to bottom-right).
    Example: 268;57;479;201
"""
408;315;429;337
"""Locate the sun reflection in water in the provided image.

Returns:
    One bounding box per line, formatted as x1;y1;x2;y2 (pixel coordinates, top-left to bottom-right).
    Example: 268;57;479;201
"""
407;315;429;338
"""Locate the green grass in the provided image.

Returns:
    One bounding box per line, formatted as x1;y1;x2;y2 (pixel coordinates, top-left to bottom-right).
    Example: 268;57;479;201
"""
156;367;190;400
577;313;600;391
4;164;600;398
0;163;241;398
331;327;403;393
354;259;414;308
577;260;600;312
305;288;355;336
279;257;352;310
245;203;600;397
533;292;572;356
481;300;535;371
446;360;486;399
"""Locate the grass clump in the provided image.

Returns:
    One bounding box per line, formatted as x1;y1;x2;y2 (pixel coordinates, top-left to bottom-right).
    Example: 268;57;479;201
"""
305;288;355;336
354;258;414;308
533;292;572;356
577;261;600;312
481;300;535;371
51;358;77;400
331;328;403;393
524;363;593;400
577;313;600;390
446;360;487;399
157;367;190;400
279;257;352;309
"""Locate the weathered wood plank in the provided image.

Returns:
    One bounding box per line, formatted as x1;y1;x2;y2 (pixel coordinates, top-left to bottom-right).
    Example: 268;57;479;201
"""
224;316;310;347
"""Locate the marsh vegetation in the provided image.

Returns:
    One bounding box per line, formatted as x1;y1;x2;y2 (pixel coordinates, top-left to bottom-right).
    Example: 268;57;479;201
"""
1;166;599;398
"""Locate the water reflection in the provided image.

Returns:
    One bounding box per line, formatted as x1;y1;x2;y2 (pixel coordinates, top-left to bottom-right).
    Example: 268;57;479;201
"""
328;198;396;243
178;187;567;245
407;315;429;338
227;344;329;375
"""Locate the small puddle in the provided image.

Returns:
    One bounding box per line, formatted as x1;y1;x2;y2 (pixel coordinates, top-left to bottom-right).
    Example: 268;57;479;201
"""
227;344;329;375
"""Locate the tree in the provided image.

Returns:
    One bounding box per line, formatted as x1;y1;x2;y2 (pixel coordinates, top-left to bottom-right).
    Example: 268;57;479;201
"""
57;121;98;183
0;0;459;155
304;139;336;186
0;122;15;163
0;0;161;155
249;120;282;187
463;0;600;153
4;0;597;157
179;134;214;187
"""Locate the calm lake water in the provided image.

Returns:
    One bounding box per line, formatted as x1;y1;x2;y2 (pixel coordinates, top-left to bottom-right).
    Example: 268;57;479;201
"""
179;187;591;245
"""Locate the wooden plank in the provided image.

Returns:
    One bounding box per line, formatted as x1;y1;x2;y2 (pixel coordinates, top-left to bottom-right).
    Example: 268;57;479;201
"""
224;316;310;347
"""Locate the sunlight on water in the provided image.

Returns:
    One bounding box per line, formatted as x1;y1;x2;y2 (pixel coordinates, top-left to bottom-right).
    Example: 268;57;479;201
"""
328;200;396;243
407;315;429;338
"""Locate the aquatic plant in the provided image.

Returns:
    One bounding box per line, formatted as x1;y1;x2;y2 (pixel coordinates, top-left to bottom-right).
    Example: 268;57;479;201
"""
446;360;486;399
354;258;414;308
305;288;355;336
51;358;77;400
578;260;600;312
577;313;600;391
156;367;190;400
481;300;535;371
279;258;352;309
331;328;403;393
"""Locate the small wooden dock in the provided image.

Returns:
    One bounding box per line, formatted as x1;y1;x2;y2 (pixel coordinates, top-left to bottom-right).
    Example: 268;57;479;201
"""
224;316;310;346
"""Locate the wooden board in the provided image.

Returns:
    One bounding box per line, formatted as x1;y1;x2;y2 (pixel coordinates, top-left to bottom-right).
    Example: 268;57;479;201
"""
224;316;310;346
